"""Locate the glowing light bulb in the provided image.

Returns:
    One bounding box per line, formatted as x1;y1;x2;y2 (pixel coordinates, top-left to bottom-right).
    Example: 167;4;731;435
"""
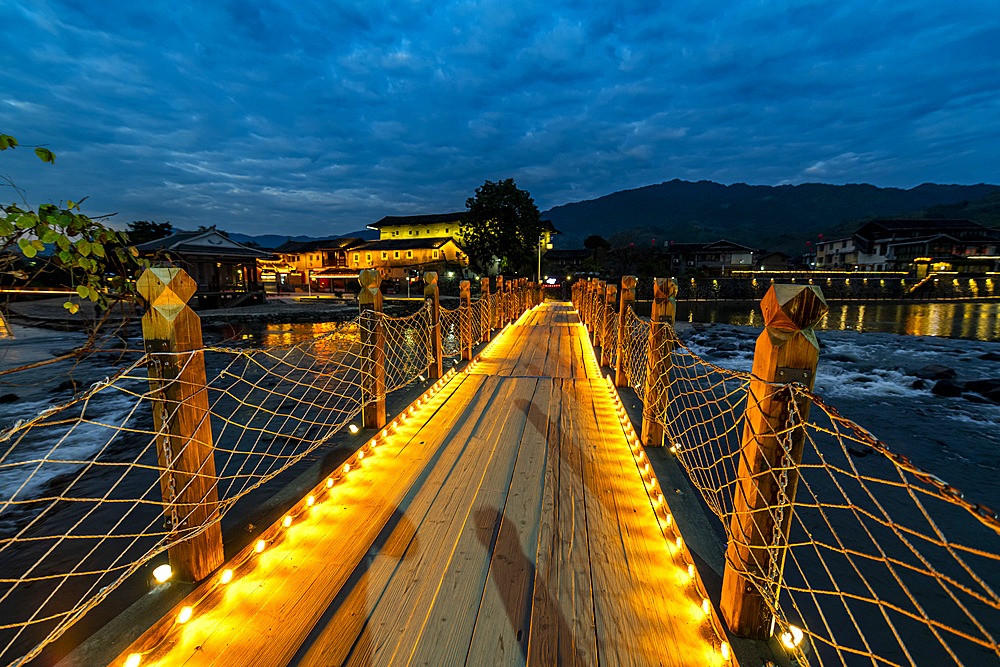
283;515;292;527
780;625;804;649
358;451;365;460
688;564;694;578
369;439;377;448
419;375;425;381
344;463;351;473
657;494;664;505
702;599;710;615
152;564;172;583
348;424;359;434
307;495;315;506
666;513;673;526
721;642;730;660
178;606;193;623
327;477;333;488
124;653;141;667
221;569;233;584
256;540;266;552
675;536;683;549
382;429;389;438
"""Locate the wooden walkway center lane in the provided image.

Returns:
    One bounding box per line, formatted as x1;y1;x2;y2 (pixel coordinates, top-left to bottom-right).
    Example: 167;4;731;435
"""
113;303;730;667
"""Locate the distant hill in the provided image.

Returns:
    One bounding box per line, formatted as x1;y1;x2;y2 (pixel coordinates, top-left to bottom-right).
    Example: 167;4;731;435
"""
542;180;999;254
228;228;378;250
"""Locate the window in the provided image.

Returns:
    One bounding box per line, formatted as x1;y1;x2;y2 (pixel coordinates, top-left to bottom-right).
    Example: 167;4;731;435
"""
408;230;412;235
432;249;439;259
427;229;431;234
445;228;450;233
353;253;359;265
394;251;400;259
381;251;388;260
406;250;413;259
366;253;372;264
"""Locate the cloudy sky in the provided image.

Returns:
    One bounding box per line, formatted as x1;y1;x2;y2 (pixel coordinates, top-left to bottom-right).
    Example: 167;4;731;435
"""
2;0;997;237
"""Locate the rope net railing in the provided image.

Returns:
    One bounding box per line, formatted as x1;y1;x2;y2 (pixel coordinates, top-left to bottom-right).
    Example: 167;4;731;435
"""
603;297;1000;666
0;305;434;667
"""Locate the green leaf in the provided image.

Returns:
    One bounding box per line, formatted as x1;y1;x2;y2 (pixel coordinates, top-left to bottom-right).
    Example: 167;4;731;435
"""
77;239;91;256
15;214;35;229
76;285;89;299
0;134;16;150
23;245;37;258
56;235;71;251
17;238;29;251
91;243;105;258
67;200;76;210
63;301;72;310
58;250;73;263
68;302;79;314
34;147;56;164
31;239;44;251
0;219;12;234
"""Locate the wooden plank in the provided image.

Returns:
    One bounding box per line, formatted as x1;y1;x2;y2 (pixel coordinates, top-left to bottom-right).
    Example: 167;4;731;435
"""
318;377;525;667
528;378;596;666
466;379;553;666
406;378;538;666
576;378;713;666
289;375;510;667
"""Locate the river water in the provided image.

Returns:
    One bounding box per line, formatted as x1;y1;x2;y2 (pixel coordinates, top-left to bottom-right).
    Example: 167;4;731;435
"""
677;300;1000;341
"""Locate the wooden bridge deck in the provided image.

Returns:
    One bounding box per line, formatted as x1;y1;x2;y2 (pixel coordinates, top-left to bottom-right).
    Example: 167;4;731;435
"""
122;303;725;667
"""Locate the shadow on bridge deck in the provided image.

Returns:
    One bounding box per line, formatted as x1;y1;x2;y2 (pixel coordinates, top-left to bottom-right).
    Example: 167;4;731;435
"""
112;303;729;667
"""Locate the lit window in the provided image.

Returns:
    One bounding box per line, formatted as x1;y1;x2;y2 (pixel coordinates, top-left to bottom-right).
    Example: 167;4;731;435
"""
432;249;439;259
407;250;413;259
445;228;449;233
394;251;400;259
353;253;359;264
366;253;372;264
382;251;388;260
408;230;412;235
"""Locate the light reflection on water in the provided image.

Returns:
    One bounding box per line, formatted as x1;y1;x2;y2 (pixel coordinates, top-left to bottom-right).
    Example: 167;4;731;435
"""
678;301;1000;341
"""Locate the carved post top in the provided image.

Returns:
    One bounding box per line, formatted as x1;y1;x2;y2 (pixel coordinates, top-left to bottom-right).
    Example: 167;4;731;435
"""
359;268;382;310
606;284;617;299
481;277;490;291
621;275;637;299
497;275;504;286
137;267;196;322
761;284;828;348
459;280;470;298
423;271;438;286
358;268;380;290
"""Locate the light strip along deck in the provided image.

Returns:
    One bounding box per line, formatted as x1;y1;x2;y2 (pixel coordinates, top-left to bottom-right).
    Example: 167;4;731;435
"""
116;303;723;667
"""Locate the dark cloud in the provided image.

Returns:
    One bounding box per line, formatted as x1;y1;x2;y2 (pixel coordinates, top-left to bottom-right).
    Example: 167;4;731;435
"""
1;0;997;236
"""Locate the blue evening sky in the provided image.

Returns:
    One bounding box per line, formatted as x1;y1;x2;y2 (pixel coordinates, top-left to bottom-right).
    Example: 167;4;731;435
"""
1;0;997;237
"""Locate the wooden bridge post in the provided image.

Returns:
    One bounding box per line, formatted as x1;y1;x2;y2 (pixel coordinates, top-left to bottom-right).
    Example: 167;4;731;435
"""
480;277;491;343
460;280;472;360
601;284;617;368
358;269;386;429
504;279;512;324
721;284;827;639
585;279;595;332
641;278;678;448
614;276;636;387
424;271;443;379
496;275;504;328
591;280;605;347
138;267;224;583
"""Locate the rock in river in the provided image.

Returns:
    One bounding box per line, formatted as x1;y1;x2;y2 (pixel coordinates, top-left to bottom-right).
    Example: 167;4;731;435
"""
914;364;957;380
931;379;964;397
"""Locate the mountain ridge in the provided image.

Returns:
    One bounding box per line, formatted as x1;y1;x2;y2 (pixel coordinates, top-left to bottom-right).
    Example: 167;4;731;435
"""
541;179;1000;254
